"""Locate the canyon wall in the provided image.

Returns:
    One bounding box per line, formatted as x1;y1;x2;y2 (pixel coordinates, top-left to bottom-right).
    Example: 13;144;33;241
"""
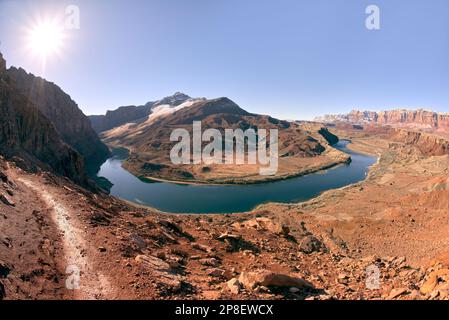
0;74;88;185
4;66;110;173
391;129;449;156
319;109;449;132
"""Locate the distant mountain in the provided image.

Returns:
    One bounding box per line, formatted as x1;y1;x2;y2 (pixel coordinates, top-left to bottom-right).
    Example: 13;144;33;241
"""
88;92;192;133
153;92;191;107
102;96;326;156
89;102;155;133
101;96;329;182
0;52;87;185
316;109;449;132
3;63;110;174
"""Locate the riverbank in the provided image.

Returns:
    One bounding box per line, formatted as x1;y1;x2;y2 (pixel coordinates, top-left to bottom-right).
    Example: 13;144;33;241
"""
5;130;449;300
104;137;351;186
97;140;376;213
140;156;351;186
261;131;449;267
6;130;449;300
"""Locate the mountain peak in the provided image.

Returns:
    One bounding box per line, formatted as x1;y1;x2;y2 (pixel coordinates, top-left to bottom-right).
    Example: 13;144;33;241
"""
153;92;191;107
173;91;189;97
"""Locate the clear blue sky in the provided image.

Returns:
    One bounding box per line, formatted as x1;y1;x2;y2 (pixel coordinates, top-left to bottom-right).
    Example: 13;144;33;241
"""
1;0;449;119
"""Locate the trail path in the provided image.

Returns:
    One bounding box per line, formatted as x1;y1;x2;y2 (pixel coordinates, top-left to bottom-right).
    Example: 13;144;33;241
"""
18;177;116;300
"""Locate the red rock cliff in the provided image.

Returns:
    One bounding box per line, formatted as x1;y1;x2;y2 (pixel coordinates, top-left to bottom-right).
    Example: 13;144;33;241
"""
347;109;449;131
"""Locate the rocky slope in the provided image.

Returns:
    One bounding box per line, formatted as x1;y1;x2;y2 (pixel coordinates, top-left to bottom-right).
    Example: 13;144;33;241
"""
88;92;191;133
0;55;88;186
390;129;449;156
4;50;449;298
3;150;449;300
3;60;109;174
317;109;449;132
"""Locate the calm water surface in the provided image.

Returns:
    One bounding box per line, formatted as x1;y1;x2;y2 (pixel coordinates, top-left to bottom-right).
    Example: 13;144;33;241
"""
96;140;376;213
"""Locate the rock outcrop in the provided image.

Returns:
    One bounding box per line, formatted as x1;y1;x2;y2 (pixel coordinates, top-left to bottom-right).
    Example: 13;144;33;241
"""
237;271;314;290
317;109;449;132
0;75;88;185
391;129;449;156
3;64;110;173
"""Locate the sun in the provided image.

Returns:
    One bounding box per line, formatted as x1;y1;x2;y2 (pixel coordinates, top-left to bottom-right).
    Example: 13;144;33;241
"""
26;19;65;59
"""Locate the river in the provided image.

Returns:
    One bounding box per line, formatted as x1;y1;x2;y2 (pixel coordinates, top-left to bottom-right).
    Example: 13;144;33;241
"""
96;140;376;213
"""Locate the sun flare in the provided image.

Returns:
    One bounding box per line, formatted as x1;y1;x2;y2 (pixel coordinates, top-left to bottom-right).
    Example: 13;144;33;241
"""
26;20;65;59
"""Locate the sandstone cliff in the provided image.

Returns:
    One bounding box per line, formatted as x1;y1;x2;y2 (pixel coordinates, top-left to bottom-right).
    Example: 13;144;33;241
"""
391;129;449;156
318;109;449;132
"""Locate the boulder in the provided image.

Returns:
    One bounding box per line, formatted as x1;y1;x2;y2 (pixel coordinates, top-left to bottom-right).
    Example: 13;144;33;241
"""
156;273;183;292
135;255;182;291
238;270;313;290
387;288;407;299
208;268;226;278
0;193;15;206
135;254;171;272
227;278;241;294
232;218;289;236
420;269;449;294
255;218;289;235
217;233;242;241
199;258;220;267
217;233;246;252
299;235;323;254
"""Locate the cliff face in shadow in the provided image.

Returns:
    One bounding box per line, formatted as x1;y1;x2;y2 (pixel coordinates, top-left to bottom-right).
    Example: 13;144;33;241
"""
0;69;88;185
3;65;110;173
317;127;339;145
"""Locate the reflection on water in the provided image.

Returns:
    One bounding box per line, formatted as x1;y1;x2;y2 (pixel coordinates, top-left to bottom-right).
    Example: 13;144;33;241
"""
96;140;376;213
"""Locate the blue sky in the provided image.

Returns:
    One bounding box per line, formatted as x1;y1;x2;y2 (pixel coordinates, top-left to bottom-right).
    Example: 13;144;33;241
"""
1;0;448;119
